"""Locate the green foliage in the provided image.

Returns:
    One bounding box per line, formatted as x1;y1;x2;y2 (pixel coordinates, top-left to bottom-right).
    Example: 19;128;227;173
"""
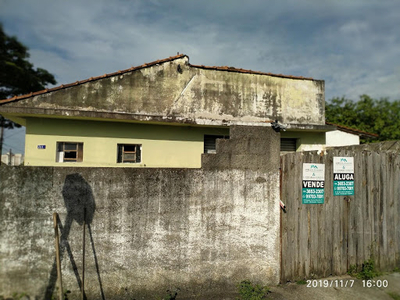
387;291;400;300
325;95;400;143
51;288;71;300
348;258;380;279
296;280;307;285
394;267;400;273
11;292;28;300
160;288;179;300
0;23;56;129
348;264;358;276
237;280;270;300
358;258;379;279
0;23;56;100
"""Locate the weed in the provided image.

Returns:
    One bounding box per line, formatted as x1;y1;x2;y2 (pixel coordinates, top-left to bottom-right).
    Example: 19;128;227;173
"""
348;258;380;280
51;289;71;300
11;292;28;300
358;258;380;279
237;280;270;300
348;264;358;276
161;288;179;300
387;291;400;300
296;280;307;285
393;267;400;273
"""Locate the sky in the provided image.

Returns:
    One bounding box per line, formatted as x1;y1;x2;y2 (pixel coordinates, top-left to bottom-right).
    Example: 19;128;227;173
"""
1;0;399;155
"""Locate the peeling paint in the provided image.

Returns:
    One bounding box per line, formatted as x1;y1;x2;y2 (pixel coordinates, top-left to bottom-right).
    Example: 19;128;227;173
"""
1;57;325;127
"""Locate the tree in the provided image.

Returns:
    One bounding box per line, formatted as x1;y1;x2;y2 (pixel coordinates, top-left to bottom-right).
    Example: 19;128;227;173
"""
325;95;400;143
0;23;56;159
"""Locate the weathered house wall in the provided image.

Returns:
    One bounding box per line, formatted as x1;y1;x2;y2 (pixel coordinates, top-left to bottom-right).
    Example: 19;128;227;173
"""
24;118;229;167
0;56;324;127
0;126;281;300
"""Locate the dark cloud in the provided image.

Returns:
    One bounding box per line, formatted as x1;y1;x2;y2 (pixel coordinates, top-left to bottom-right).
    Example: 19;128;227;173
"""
0;0;399;101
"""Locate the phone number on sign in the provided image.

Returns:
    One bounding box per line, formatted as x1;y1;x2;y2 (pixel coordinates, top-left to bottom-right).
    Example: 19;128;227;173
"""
307;279;355;288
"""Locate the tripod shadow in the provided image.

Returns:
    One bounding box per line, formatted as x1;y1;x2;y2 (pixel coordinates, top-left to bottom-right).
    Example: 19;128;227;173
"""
45;173;105;300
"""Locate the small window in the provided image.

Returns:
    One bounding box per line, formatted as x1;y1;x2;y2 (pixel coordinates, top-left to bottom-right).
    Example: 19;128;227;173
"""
280;138;297;152
56;142;83;162
117;144;141;163
204;135;229;154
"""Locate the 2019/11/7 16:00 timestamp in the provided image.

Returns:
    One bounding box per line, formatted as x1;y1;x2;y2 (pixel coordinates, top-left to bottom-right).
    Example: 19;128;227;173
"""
306;279;389;288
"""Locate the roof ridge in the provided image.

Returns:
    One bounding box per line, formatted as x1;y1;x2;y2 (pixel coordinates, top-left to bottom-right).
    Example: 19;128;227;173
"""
189;64;315;80
326;121;379;138
0;53;188;104
0;53;319;104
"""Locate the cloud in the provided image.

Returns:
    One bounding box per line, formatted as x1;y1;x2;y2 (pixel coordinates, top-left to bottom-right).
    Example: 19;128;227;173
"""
0;0;399;103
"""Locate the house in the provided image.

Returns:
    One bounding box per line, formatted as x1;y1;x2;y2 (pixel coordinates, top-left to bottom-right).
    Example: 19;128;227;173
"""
325;122;378;147
0;54;334;167
1;152;24;166
280;122;378;153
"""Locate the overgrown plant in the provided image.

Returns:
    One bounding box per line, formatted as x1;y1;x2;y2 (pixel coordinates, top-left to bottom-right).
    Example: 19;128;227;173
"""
51;289;71;300
161;288;179;300
11;293;28;300
387;291;400;300
348;258;380;279
237;280;270;300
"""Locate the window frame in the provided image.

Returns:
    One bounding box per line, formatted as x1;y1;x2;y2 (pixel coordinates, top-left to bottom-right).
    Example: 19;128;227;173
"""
204;135;230;154
280;138;297;152
117;144;142;163
56;142;84;163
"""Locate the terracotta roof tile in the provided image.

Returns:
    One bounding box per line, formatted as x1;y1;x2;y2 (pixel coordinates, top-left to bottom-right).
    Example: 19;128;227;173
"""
326;121;378;138
0;53;318;104
190;63;315;80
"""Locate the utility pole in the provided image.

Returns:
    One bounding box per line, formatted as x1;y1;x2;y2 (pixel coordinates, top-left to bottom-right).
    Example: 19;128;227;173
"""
9;148;12;166
0;117;4;165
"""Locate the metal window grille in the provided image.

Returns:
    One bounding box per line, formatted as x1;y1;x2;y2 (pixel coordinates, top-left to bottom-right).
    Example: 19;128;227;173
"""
56;142;83;162
280;138;297;152
117;144;141;163
204;135;229;154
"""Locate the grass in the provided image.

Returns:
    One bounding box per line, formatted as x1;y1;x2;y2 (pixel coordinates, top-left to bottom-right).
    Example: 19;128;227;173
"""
348;258;380;280
296;280;307;285
237;280;270;300
387;292;400;300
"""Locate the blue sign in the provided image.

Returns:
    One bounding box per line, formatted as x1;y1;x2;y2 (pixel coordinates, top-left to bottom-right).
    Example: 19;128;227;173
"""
37;145;46;149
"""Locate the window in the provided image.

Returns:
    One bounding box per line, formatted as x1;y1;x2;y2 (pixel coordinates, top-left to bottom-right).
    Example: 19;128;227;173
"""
204;135;229;154
117;144;141;163
280;138;297;152
56;142;83;162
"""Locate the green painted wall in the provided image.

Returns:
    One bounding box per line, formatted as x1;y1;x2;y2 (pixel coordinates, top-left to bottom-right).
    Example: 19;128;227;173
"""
25;118;229;168
281;131;326;151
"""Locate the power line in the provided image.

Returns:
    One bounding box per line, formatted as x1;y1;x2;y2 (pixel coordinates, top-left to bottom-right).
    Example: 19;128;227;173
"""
2;142;24;153
4;129;25;139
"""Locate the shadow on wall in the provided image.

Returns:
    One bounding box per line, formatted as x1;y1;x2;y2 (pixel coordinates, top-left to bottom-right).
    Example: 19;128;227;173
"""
45;173;105;300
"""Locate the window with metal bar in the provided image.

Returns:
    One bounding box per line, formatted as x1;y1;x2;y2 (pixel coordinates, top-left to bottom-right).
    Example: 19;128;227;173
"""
280;138;297;152
117;144;141;163
56;142;83;162
204;135;229;154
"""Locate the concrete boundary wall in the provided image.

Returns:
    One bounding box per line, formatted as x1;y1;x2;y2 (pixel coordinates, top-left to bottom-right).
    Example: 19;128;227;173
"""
0;126;281;299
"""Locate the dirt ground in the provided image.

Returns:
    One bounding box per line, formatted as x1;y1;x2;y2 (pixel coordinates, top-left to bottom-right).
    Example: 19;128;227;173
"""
268;273;400;300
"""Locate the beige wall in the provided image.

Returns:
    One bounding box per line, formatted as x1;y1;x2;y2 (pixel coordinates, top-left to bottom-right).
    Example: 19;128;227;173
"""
326;130;359;147
2;56;325;127
25;118;229;168
281;131;326;152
